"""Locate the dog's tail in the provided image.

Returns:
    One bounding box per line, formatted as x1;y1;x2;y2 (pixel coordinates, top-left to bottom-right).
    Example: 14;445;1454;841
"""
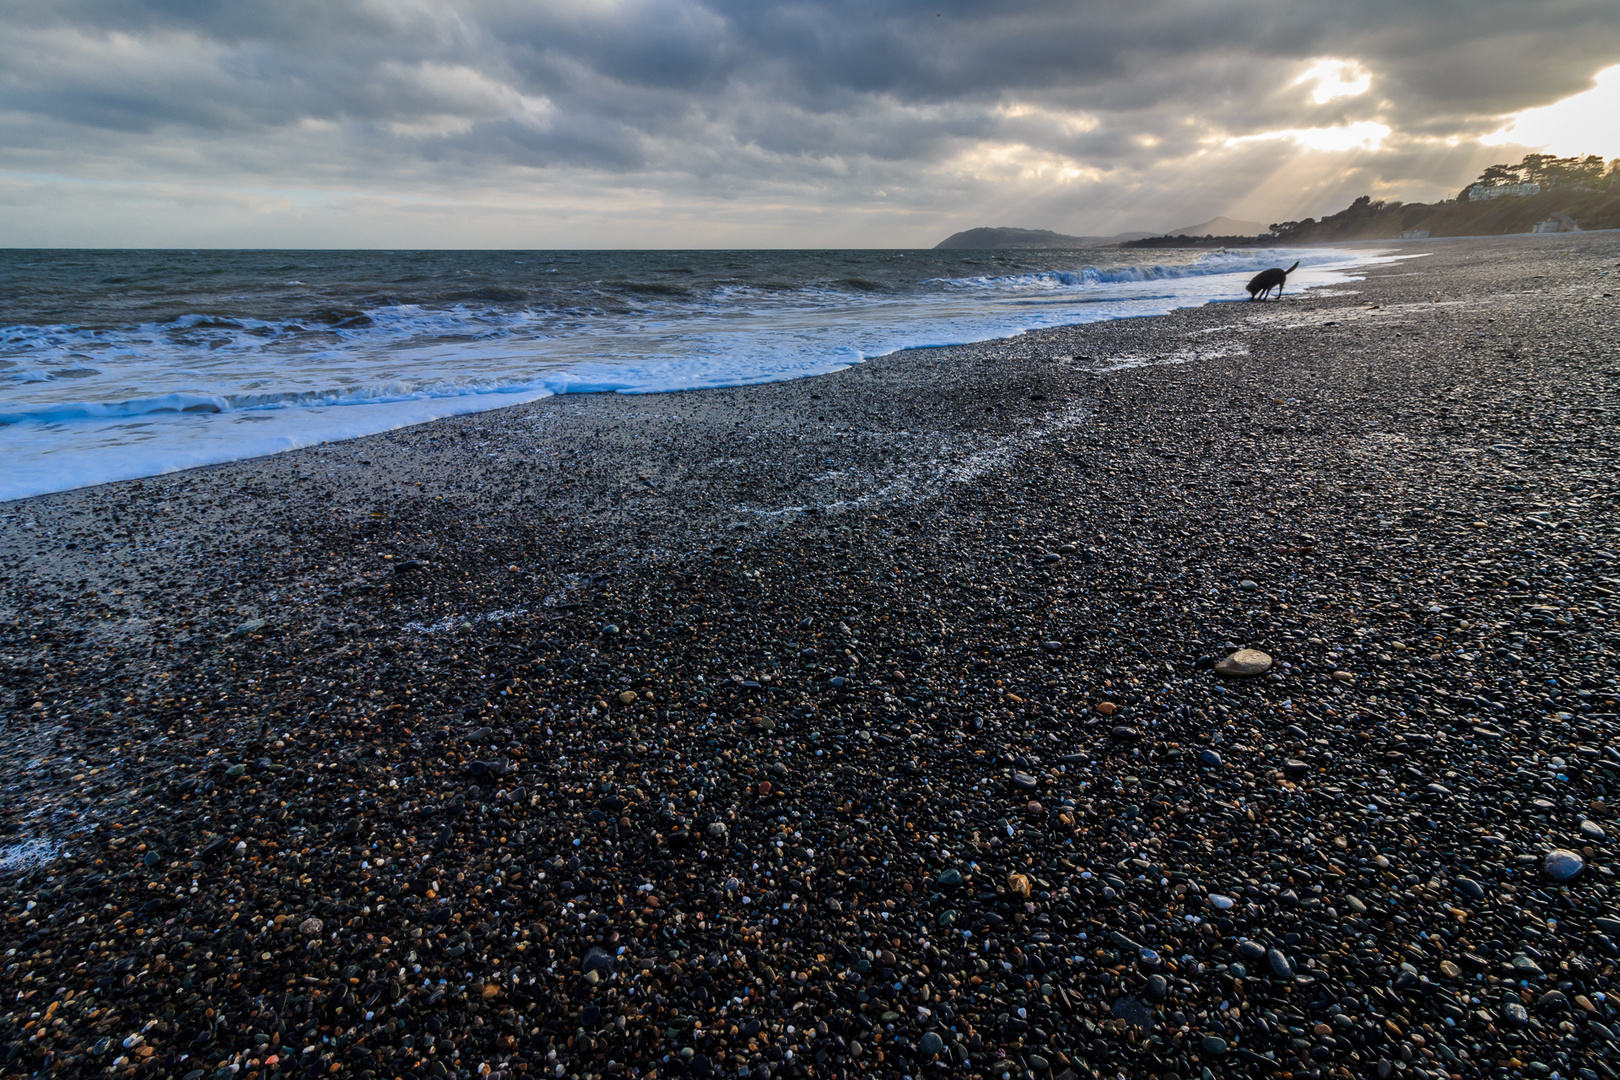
1284;261;1300;276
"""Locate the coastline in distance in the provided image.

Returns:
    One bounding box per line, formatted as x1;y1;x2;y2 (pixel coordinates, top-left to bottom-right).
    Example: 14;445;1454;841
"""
935;216;1268;249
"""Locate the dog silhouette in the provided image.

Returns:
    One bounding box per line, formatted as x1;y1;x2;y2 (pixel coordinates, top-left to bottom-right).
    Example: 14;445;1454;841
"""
1246;261;1300;300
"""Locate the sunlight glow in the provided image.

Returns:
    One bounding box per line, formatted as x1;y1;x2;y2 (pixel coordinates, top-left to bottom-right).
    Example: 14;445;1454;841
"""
1226;121;1391;153
1484;64;1620;157
1294;59;1372;104
949;143;1103;184
995;101;1100;135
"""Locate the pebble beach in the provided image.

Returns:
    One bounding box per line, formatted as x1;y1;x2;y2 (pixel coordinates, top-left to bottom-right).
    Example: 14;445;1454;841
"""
3;233;1620;1080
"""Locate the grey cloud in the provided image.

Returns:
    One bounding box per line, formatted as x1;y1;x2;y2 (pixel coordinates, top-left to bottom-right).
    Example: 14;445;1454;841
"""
1;0;1616;244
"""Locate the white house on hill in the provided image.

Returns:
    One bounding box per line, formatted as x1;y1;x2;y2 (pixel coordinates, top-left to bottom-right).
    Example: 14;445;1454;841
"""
1467;182;1542;201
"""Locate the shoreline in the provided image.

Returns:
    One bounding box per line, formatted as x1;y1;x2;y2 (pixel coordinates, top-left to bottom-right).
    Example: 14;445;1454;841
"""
3;231;1619;1080
0;243;1385;505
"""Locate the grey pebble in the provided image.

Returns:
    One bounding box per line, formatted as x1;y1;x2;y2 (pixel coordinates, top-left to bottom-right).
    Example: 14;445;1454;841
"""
1545;848;1585;881
1213;649;1272;677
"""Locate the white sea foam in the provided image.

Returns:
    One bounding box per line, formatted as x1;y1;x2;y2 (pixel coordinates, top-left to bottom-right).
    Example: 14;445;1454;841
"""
0;838;63;873
0;246;1406;501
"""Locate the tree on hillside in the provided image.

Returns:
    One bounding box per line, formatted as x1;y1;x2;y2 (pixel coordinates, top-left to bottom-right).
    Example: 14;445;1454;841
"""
1476;163;1520;188
1268;218;1311;238
1467;153;1609;197
1519;154;1559;185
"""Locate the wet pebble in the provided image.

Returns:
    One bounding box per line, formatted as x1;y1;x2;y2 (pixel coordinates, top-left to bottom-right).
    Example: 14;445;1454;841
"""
1546;848;1586;880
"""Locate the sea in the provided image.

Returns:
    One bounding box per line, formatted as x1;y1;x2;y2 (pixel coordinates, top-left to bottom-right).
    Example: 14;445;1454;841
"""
0;246;1390;503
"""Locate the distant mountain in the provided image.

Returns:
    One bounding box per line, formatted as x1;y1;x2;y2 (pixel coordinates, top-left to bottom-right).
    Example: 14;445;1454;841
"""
1162;216;1269;237
934;226;1154;250
935;218;1268;249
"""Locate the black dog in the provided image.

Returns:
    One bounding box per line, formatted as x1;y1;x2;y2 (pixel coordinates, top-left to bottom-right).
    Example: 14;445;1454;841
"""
1246;260;1300;300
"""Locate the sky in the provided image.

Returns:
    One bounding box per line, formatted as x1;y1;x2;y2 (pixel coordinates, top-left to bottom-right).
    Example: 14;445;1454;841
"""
1;0;1618;249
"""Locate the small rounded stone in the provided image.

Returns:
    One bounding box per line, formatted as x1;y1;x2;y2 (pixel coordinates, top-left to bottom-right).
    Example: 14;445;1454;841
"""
1545;848;1585;881
1213;649;1273;677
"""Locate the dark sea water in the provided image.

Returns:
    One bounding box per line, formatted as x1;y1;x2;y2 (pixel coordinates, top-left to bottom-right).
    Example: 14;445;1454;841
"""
0;246;1385;501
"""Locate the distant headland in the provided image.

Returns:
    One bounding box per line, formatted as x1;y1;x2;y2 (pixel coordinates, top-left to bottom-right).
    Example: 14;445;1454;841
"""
935;217;1266;250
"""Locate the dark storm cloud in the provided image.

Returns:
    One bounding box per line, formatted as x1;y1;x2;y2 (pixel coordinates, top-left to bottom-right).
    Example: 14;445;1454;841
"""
1;0;1617;244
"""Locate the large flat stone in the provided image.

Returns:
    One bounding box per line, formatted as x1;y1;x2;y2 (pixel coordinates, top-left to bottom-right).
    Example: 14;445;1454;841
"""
1214;649;1273;677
